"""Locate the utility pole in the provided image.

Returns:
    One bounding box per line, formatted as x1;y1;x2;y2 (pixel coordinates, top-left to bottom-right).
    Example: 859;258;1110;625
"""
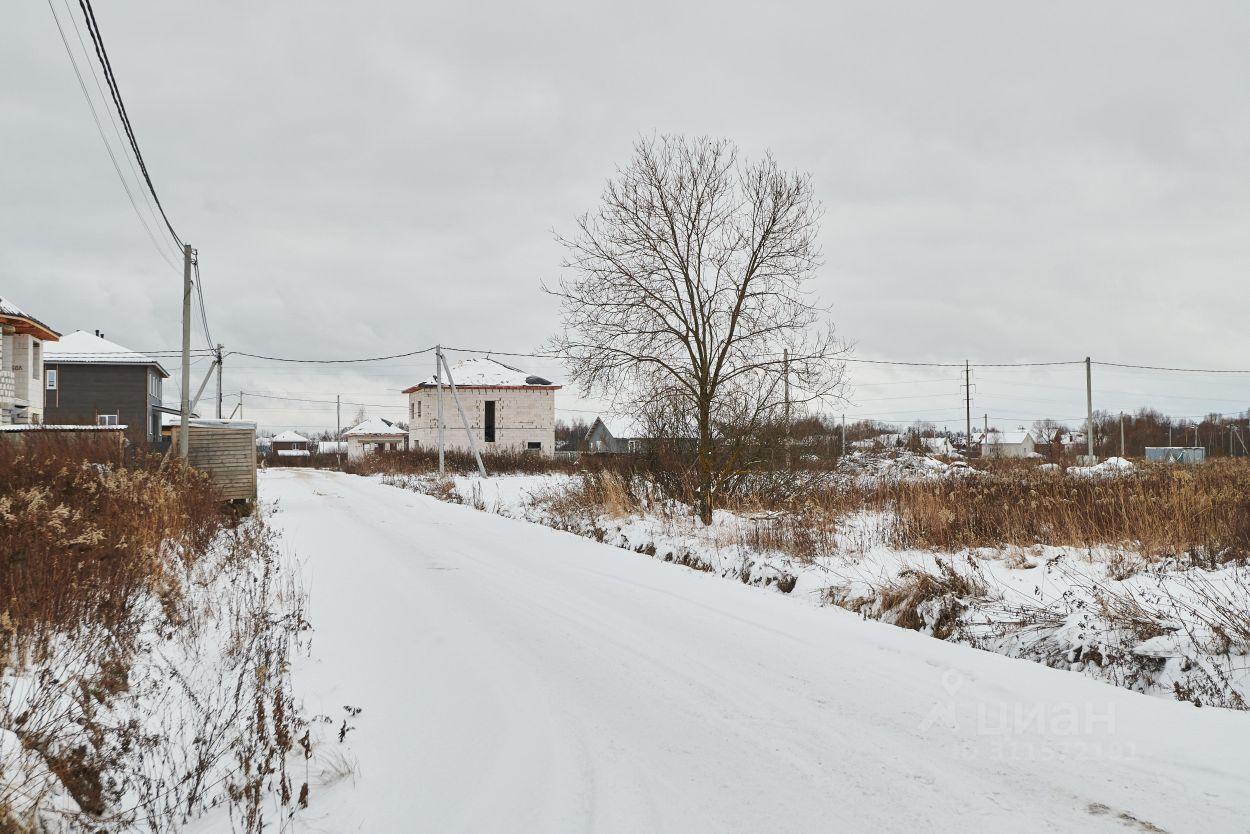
239;392;244;420
215;344;224;419
1119;412;1125;458
841;412;846;458
336;394;342;468
179;244;192;459
783;347;791;468
439;351;486;477
436;345;445;475
963;360;972;453
1085;357;1094;461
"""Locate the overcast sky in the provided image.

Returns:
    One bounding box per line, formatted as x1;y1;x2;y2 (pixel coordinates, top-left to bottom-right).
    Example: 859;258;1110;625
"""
3;1;1249;434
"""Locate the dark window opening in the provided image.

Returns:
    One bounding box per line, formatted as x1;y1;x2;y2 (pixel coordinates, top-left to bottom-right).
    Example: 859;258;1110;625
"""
526;441;542;452
484;400;496;443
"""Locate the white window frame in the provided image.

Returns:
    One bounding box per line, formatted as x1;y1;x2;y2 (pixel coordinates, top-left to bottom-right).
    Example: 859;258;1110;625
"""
46;369;57;390
97;414;119;426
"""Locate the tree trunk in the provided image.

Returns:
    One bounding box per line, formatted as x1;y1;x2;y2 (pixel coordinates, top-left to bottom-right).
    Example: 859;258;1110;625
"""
697;404;713;525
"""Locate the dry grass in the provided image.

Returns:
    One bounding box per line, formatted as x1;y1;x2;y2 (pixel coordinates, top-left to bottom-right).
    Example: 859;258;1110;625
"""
0;435;224;651
0;434;309;831
883;461;1250;564
827;558;991;639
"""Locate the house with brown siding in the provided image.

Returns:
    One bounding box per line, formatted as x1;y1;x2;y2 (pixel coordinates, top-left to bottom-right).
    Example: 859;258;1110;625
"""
43;330;170;447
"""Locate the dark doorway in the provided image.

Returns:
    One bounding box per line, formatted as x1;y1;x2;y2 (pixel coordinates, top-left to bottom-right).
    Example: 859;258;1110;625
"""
484;400;496;443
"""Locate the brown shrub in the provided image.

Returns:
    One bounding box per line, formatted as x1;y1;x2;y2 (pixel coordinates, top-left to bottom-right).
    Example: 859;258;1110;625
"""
0;435;225;658
884;461;1250;563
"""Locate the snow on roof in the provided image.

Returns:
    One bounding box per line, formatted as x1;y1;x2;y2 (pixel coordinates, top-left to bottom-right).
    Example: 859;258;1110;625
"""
590;414;643;439
0;296;59;340
343;416;405;437
0;424;126;432
276;449;311;457
272;430;310;443
981;431;1033;445
317;441;347;453
403;357;560;392
44;330;169;376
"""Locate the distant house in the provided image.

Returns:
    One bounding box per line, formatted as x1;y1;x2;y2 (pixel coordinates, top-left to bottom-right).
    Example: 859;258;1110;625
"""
922;436;955;457
584;416;644;454
1058;431;1088;453
405;358;560;455
44;330;169;446
978;430;1037;459
850;432;904;451
0;296;60;426
343;416;407;461
271;430;310;453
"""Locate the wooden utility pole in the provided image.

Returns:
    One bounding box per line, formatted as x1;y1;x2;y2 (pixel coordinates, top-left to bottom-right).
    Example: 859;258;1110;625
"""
439;351;486;477
963;360;972;452
336;394;342;467
436;345;445;475
1085;357;1094;460
841;412;846;458
1119;412;1125;458
179;244;192;459
215;344;224;419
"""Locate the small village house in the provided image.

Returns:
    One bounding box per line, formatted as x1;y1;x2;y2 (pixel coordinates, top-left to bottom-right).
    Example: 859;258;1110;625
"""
270;430;310;455
978;429;1037;459
405;358;560;454
0;296;59;426
584;416;644;454
922;436;956;457
343;416;407;461
44;330;170;446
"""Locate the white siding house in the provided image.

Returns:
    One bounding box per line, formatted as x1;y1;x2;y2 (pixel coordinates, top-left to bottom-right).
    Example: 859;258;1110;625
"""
0;297;59;425
404;358;560;455
343;415;407;461
979;430;1037;459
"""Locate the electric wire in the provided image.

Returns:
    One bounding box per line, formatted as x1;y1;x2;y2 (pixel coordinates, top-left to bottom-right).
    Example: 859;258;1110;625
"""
76;0;182;247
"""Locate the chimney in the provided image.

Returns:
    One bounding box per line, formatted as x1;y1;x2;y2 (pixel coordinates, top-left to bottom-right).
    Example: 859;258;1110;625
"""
94;329;100;337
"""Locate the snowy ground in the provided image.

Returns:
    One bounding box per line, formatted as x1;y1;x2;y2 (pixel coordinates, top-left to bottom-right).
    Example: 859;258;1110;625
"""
405;470;1250;709
262;468;1248;832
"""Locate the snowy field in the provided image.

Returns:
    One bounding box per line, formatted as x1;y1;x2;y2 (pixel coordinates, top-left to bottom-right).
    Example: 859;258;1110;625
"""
259;468;1248;832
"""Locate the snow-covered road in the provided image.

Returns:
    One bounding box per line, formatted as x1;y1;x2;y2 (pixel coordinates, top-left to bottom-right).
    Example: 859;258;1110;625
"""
266;469;1249;833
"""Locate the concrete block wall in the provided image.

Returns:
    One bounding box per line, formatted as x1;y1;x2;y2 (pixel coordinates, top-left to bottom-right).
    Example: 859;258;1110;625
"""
408;387;556;454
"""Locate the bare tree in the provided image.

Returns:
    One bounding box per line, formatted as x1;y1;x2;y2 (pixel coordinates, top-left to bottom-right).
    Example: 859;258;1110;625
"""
547;135;848;523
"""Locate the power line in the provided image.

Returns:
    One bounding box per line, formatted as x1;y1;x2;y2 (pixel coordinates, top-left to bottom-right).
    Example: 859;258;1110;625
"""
45;0;178;271
226;347;436;364
75;0;182;247
1092;360;1250;375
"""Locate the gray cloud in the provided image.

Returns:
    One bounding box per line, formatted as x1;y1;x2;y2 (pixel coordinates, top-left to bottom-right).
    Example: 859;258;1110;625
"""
3;0;1249;431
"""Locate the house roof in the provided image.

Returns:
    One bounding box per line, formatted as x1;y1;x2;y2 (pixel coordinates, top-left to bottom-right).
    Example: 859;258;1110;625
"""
589;414;643;439
403;357;560;393
44;330;169;376
343;416;405;437
272;430;310;443
0;296;59;341
981;430;1033;445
